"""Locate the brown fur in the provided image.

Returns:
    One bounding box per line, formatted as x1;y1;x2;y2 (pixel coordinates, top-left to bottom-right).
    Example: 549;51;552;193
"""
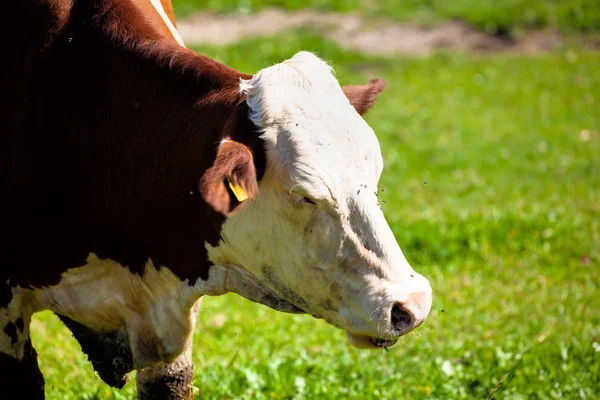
1;0;256;289
1;0;257;398
342;78;387;115
199;140;259;216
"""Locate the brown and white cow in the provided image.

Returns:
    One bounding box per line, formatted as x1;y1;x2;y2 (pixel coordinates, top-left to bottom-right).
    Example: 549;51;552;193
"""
0;0;432;398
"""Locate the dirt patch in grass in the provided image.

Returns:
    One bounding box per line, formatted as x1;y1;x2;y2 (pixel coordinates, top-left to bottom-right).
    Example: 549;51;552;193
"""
177;8;598;56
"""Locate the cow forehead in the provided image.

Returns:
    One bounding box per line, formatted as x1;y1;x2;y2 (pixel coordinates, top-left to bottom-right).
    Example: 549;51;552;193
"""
241;52;383;199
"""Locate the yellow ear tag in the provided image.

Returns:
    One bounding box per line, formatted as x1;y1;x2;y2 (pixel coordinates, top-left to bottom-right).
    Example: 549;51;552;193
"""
227;178;248;202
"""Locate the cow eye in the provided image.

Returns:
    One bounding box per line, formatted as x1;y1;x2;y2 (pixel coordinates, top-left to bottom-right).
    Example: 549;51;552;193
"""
303;196;316;205
290;187;316;206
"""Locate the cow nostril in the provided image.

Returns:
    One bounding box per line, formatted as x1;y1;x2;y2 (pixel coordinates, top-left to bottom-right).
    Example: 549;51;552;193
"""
391;303;413;331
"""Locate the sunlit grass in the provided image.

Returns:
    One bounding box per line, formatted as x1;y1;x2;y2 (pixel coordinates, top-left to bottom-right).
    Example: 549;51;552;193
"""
172;0;600;33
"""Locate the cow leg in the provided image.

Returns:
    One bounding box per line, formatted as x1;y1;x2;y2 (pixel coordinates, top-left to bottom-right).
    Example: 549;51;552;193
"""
58;315;133;388
136;344;194;400
0;287;45;399
135;299;200;400
59;317;196;399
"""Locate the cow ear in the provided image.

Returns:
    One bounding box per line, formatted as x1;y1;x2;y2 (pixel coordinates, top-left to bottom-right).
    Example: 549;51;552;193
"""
342;78;387;115
199;140;258;216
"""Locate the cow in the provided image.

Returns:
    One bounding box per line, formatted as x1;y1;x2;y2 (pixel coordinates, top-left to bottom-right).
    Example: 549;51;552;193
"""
0;0;433;399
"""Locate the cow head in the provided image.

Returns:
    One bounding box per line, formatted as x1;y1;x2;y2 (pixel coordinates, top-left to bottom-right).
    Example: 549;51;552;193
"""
203;52;432;349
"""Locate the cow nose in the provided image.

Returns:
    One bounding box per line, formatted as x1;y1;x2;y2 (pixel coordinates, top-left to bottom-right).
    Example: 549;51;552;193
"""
391;291;432;334
391;303;413;331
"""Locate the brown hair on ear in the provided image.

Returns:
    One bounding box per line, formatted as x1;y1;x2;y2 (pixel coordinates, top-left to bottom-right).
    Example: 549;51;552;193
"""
199;140;258;216
342;78;387;115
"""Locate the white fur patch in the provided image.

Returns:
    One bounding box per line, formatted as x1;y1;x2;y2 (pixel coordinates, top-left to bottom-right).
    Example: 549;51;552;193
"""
12;253;295;367
32;254;196;366
241;51;383;200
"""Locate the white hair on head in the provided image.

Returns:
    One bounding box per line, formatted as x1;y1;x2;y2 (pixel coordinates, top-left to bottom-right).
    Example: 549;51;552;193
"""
239;51;341;129
238;51;383;200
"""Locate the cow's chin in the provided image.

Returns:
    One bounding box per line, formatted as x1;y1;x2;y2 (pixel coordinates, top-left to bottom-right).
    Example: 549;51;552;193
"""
345;331;398;349
253;293;397;349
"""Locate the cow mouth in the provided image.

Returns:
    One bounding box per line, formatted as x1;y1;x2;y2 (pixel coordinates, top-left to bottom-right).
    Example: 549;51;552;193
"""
345;331;398;349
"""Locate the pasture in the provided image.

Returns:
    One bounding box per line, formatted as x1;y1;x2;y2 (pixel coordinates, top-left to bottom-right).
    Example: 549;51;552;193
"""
31;2;599;399
172;0;600;33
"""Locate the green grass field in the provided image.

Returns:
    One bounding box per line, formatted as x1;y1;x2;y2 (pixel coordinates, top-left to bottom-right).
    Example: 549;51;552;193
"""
32;4;599;399
172;0;600;33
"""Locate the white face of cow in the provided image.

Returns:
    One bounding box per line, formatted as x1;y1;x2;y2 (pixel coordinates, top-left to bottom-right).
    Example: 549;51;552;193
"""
206;52;432;348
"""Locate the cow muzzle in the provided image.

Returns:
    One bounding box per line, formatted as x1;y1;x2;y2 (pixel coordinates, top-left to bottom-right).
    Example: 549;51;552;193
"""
344;277;433;349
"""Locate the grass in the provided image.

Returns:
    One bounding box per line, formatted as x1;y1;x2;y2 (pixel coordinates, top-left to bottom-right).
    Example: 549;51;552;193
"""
32;31;599;399
171;0;600;33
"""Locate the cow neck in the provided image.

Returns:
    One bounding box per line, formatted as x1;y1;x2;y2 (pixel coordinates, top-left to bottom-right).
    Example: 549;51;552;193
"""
47;0;259;285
